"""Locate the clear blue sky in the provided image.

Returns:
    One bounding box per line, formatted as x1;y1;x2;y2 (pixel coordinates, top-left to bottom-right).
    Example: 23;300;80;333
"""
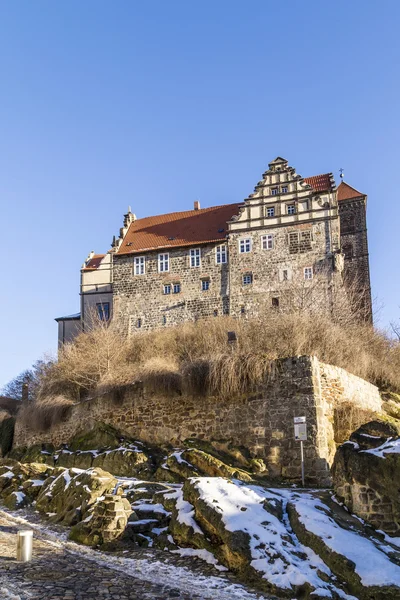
1;1;399;386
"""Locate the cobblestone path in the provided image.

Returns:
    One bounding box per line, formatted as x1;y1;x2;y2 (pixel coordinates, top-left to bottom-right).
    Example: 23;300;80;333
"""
0;513;267;600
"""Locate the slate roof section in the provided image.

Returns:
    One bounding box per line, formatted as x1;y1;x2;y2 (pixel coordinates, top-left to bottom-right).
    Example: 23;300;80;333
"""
116;203;243;255
337;181;365;201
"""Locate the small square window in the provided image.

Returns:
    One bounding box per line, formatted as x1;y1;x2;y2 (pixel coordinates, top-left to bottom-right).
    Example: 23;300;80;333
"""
239;238;252;253
173;283;181;294
243;274;253;285
266;207;275;218
190;248;201;267
202;279;210;291
96;302;110;321
163;284;171;295
134;256;145;275
287;204;296;215
261;234;274;250
158;253;169;272
281;186;288;193
216;244;227;264
271;188;278;196
304;267;313;280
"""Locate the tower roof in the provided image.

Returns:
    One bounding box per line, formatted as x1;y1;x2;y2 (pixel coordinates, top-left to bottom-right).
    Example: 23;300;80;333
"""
337;181;365;201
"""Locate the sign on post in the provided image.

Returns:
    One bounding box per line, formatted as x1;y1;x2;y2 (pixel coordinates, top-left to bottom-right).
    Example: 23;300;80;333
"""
294;416;307;441
294;416;307;487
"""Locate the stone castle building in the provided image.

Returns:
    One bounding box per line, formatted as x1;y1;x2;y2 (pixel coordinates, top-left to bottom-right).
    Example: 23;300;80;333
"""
56;157;372;342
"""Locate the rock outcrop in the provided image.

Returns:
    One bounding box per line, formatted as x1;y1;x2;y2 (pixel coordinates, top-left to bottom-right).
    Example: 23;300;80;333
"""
332;420;400;535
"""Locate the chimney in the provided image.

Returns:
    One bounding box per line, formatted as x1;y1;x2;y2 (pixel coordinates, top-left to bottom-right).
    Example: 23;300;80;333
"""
194;200;200;211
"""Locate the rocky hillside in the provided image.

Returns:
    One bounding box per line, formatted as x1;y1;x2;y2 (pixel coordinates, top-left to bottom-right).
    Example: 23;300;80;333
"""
1;423;400;599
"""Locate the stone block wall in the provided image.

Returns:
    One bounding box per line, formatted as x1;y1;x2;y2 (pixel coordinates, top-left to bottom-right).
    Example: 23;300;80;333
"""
13;356;382;485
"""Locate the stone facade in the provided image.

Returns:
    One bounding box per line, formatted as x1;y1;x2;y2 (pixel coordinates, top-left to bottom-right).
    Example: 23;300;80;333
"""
56;156;373;344
338;192;372;320
113;243;230;333
13;356;382;485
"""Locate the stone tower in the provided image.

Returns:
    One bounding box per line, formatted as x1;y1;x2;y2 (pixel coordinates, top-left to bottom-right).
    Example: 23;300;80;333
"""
337;181;372;321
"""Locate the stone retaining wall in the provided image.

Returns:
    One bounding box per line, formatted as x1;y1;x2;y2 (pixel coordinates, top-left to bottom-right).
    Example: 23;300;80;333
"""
13;356;382;485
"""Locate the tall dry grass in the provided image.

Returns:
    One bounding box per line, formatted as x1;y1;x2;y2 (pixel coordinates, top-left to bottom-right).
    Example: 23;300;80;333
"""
34;312;400;404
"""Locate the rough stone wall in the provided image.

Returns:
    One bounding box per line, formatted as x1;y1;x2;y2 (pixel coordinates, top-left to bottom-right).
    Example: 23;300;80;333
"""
227;220;340;317
339;197;372;321
13;357;382;485
113;243;229;332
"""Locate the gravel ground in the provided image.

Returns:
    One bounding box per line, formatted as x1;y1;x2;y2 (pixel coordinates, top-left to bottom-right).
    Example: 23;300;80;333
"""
0;510;270;600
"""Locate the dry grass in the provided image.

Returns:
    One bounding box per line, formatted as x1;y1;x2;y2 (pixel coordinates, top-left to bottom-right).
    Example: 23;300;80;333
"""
333;402;378;444
32;312;400;407
18;396;76;432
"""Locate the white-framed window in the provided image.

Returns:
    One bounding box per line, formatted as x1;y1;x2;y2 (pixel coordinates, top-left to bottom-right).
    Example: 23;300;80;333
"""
281;186;288;193
163;284;171;295
261;234;274;250
271;188;278;196
173;283;181;294
158;253;169;272
216;244;227;264
239;238;252;253
201;279;210;291
190;248;201;267
266;207;275;218
287;204;296;215
304;267;313;280
134;256;145;275
243;273;253;285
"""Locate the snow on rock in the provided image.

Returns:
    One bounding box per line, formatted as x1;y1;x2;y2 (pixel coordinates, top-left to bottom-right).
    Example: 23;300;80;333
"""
287;491;400;590
187;478;347;597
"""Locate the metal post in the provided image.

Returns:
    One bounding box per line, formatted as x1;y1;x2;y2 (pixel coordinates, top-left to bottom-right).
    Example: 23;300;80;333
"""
300;440;305;487
17;530;33;562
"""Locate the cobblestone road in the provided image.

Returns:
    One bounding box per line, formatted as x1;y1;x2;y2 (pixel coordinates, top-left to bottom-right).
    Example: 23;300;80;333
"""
0;513;267;600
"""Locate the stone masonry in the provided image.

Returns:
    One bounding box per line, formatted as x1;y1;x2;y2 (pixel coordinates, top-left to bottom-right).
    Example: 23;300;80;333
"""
13;356;382;485
57;157;373;343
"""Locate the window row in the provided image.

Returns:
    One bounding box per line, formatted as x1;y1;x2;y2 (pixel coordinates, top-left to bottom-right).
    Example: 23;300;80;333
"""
133;245;228;275
264;204;296;218
162;279;211;294
241;267;313;286
271;186;289;195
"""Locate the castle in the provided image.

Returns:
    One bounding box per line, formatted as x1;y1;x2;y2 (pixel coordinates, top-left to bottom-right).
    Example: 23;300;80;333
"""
56;157;372;344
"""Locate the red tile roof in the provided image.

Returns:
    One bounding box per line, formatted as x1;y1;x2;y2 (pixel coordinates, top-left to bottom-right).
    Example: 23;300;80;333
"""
82;254;105;270
337;181;365;201
115;173;339;256
304;174;334;193
117;203;242;255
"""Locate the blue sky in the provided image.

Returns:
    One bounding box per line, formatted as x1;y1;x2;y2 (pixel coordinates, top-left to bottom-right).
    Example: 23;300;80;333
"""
1;1;399;386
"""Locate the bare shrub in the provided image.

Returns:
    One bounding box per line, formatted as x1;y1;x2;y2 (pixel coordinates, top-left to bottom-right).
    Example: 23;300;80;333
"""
19;396;75;432
33;310;400;406
333;402;378;444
